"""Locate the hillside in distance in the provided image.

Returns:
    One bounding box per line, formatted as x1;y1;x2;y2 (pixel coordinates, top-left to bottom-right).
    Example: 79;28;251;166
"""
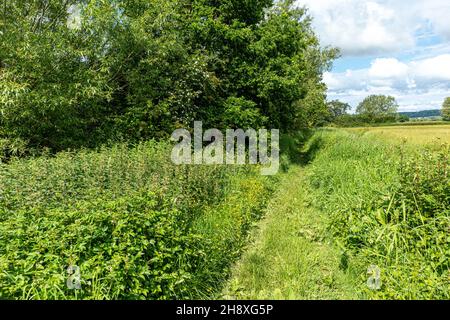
400;109;442;118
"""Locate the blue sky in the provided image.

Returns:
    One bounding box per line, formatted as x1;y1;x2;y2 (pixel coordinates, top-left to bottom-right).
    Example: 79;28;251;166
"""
295;0;450;112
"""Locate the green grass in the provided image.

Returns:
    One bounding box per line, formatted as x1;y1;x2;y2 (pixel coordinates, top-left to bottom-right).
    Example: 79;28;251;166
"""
225;128;449;300
1;127;449;300
307;129;450;299
223;166;358;300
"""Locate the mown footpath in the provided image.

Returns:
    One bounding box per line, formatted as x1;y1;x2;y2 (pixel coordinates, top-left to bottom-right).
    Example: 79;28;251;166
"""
225;129;450;300
223;166;358;300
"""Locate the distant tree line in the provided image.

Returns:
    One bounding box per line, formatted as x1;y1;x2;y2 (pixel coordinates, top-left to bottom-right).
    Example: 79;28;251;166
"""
0;0;337;159
326;95;450;127
326;95;404;127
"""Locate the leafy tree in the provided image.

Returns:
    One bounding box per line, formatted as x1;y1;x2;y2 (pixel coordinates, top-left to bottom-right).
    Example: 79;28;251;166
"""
442;97;450;121
397;114;410;123
356;95;399;122
0;0;119;152
327;100;351;121
240;0;338;130
0;0;337;157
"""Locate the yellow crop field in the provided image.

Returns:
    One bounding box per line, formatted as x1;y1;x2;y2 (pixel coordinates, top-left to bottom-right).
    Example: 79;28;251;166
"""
347;124;450;145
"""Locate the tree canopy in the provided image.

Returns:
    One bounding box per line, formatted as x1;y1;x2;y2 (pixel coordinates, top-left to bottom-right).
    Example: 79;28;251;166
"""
356;95;399;122
327;100;351;120
356;95;399;116
442;97;450;121
0;0;337;157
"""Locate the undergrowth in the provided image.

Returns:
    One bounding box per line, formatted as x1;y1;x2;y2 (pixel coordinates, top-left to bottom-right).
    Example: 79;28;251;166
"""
307;129;450;299
0;141;276;299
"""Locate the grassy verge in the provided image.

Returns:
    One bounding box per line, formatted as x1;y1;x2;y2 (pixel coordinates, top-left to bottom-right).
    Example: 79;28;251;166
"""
2;129;448;300
225;129;449;300
307;129;450;299
223;166;358;300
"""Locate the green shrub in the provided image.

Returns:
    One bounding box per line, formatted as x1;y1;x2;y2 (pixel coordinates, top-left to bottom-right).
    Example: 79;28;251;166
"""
0;192;203;299
0;140;276;299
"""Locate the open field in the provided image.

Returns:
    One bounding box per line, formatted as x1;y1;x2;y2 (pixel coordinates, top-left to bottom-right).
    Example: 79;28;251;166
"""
346;124;450;145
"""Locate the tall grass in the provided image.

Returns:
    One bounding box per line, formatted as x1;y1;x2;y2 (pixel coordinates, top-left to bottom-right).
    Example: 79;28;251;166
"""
307;129;450;299
0;141;275;299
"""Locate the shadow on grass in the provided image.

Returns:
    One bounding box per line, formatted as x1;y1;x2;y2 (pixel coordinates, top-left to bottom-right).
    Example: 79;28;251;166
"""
280;129;326;167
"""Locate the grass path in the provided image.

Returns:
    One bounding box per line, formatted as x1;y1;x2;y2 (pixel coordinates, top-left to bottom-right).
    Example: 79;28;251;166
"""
222;166;359;300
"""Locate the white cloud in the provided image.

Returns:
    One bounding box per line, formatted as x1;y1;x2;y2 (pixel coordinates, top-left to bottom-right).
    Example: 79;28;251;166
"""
295;0;450;55
369;58;409;78
413;54;450;81
325;54;450;111
417;0;450;40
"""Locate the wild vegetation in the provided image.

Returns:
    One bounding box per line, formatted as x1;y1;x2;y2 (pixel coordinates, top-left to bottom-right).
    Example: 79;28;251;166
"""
1;124;449;299
0;141;277;299
226;126;450;300
0;0;336;160
308;129;449;299
1;0;449;301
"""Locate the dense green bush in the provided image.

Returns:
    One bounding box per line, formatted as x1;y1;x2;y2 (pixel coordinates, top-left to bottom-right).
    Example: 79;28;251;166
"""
0;0;336;158
0;192;201;299
307;130;450;299
0;141;275;299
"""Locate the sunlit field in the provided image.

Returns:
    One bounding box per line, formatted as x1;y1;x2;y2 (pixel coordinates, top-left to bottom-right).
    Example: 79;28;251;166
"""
347;124;450;145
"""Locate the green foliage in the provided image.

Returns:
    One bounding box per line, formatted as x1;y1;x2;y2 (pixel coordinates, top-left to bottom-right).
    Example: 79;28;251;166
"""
326;100;351;121
0;0;117;152
328;96;405;127
0;0;336;157
356;95;399;122
0;192;202;299
0;141;275;299
397;114;410;123
307;130;450;299
442;97;450;121
221;97;268;129
188;175;276;298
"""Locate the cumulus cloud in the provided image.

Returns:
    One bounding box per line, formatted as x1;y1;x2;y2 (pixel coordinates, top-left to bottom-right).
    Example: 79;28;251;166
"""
417;0;450;40
368;58;409;79
295;0;450;111
413;54;450;81
295;0;450;55
325;54;450;111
